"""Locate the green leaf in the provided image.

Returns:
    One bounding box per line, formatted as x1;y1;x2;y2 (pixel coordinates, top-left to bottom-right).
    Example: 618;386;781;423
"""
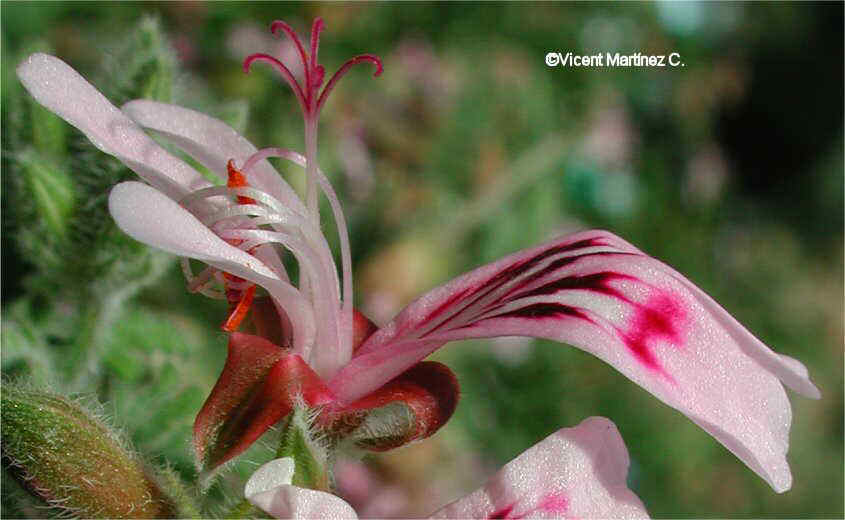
105;15;176;104
17;148;75;239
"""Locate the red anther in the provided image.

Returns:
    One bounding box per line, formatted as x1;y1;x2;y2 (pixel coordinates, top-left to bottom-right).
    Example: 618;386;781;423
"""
222;284;257;332
227;159;256;205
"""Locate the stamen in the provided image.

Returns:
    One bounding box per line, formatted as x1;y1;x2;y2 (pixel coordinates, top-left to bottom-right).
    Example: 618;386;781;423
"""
241;147;355;362
222;285;257;332
316;54;383;112
181;259;226;299
227;160;256;205
244;53;307;114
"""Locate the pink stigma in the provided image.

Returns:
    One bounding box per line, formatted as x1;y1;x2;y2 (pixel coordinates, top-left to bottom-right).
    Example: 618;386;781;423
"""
243;17;383;120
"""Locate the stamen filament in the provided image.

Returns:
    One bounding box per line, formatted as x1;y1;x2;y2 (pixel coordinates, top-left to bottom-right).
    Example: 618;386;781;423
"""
222;285;257;332
241;147;355;367
181;260;226;299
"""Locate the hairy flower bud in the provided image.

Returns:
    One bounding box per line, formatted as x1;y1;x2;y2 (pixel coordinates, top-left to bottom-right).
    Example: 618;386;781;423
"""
2;387;178;518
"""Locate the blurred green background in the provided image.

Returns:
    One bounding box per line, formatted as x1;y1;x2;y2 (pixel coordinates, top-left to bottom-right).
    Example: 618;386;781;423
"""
2;2;842;518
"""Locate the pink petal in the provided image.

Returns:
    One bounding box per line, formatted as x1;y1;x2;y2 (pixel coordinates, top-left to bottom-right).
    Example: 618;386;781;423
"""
430;417;648;519
121;100;306;215
329;230;819;492
16;53;210;200
108;181;315;349
246;459;358;519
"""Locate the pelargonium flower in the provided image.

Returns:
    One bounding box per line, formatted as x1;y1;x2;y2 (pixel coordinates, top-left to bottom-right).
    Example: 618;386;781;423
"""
246;417;649;519
18;17;819;497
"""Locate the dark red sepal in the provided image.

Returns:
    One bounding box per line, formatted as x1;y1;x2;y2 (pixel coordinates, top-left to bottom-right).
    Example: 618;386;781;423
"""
250;296;292;348
352;309;378;352
320;361;459;451
193;333;333;473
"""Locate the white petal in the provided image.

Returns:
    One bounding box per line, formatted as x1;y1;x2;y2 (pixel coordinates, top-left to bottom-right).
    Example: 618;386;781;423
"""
108;181;315;348
248;487;358;519
431;417;649;519
109;182;272;272
245;459;358;520
121;99;307;215
245;458;295;498
16;53;209;200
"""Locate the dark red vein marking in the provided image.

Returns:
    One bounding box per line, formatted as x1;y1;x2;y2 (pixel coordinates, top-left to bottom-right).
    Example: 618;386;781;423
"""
420;240;613;337
482;238;607;295
422;287;473;323
484;302;594;323
510;271;636;302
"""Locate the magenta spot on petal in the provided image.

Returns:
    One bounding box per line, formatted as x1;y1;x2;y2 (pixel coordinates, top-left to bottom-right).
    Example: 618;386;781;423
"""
537;492;569;514
488;504;516;519
488;494;568;519
623;292;687;373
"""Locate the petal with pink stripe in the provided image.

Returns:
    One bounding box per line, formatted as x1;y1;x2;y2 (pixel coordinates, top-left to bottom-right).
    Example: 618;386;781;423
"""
329;230;819;492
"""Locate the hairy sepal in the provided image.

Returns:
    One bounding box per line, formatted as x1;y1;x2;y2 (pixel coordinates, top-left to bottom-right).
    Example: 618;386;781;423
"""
194;333;332;479
276;407;330;491
322;361;459;451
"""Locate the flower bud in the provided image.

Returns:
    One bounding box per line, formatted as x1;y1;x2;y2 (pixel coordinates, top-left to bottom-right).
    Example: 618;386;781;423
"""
2;387;177;518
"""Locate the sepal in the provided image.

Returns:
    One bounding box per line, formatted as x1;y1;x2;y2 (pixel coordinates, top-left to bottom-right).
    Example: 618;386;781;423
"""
276;407;330;490
194;333;332;478
321;361;459;451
